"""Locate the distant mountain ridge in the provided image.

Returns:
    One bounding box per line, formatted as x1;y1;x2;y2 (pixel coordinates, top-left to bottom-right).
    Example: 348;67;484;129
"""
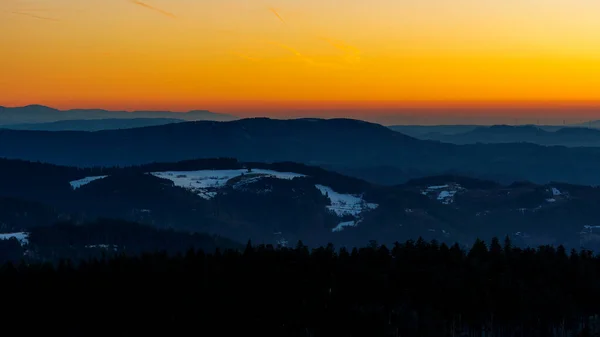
572;120;600;128
1;118;186;131
4;117;600;186
388;124;566;138
396;124;600;147
0;105;237;125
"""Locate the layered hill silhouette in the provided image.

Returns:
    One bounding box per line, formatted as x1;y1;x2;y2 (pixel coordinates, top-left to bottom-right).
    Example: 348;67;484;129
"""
3;118;600;186
394;124;600;147
389;125;482;138
0;105;236;125
1;118;186;131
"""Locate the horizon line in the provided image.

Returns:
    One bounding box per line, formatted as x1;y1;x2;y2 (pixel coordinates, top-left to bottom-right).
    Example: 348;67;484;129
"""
6;100;600;111
1;104;599;126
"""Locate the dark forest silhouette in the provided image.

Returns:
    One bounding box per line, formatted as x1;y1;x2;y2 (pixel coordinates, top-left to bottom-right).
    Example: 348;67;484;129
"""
2;230;600;337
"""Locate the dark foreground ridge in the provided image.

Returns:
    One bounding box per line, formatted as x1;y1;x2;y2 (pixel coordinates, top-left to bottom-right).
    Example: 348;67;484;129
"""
3;237;600;337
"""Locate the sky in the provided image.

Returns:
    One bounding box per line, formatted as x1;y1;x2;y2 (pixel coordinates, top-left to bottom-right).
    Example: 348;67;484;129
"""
2;0;600;124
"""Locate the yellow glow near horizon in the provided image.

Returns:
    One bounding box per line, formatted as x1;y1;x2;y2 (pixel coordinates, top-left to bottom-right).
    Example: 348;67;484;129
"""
2;0;600;116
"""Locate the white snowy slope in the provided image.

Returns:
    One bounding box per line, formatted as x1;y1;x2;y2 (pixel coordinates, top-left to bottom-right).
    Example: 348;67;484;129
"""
0;232;29;245
314;184;379;232
151;169;306;199
314;184;379;217
70;176;108;189
68;170;380;234
331;221;359;233
68;169;306;199
437;190;458;203
421;183;465;205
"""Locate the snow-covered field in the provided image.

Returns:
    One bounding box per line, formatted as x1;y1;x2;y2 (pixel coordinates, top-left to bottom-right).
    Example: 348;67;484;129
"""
0;232;29;245
69;169;380;234
421;183;465;205
69;169;306;199
70;176;108;189
315;185;378;217
151;169;306;199
314;185;379;232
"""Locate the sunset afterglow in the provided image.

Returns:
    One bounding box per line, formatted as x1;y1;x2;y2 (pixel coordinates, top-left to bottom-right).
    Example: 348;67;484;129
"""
3;0;600;120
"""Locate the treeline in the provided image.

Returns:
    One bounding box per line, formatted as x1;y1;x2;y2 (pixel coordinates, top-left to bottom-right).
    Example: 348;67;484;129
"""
0;219;242;264
3;237;600;336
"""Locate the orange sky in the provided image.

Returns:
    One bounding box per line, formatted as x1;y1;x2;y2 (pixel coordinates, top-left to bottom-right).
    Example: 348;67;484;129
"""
2;0;600;122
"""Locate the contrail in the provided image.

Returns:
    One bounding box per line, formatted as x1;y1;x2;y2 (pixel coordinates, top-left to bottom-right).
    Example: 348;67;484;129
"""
268;7;286;25
11;11;59;21
130;0;176;18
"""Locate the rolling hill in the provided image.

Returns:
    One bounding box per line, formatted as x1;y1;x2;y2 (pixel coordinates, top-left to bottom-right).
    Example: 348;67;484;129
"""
3;118;600;186
1;157;600;253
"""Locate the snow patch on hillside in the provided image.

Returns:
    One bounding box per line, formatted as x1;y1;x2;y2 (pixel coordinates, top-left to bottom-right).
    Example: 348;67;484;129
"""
315;185;378;217
151;169;305;199
581;225;600;234
152;170;239;198
428;185;449;190
421;183;465;204
70;169;305;199
85;244;118;251
437;190;458;203
0;232;29;245
70;176;108;189
332;221;358;232
314;185;378;232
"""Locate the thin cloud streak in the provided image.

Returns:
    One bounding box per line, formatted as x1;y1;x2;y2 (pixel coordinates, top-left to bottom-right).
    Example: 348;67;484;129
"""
130;0;176;18
268;7;286;25
11;11;59;21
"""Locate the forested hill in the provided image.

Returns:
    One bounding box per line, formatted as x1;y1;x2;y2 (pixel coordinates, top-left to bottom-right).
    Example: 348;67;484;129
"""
0;219;243;264
5;157;600;251
5;117;600;185
4;238;600;337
